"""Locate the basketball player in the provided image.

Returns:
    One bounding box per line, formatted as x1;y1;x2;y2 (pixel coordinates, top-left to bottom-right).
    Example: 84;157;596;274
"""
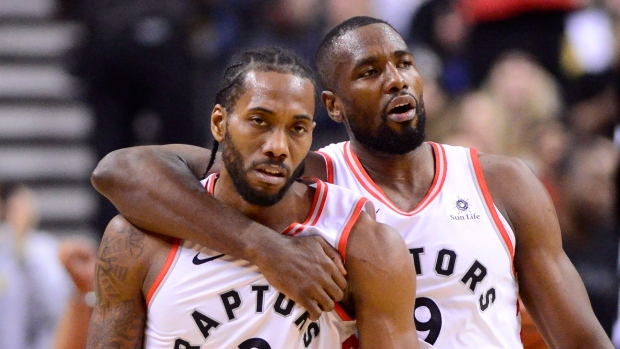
91;17;613;348
86;47;419;348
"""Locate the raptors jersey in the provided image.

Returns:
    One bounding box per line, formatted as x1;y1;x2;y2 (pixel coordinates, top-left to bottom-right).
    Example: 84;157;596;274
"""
144;174;362;349
318;141;521;348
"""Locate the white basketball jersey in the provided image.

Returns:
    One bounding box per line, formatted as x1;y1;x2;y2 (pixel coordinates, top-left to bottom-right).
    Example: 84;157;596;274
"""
144;174;363;349
318;141;522;348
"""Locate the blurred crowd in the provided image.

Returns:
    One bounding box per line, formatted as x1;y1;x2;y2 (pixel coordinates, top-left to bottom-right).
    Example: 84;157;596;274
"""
0;0;619;347
0;183;96;349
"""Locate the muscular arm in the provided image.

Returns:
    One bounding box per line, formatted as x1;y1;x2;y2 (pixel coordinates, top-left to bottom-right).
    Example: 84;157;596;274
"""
86;217;149;349
91;145;340;319
345;212;419;348
481;154;613;349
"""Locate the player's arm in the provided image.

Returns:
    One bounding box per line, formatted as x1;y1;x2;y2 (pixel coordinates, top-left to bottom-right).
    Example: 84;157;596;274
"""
86;216;151;349
481;154;613;349
91;145;340;319
344;211;419;348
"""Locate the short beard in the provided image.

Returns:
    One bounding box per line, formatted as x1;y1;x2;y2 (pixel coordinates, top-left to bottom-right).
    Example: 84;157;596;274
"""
222;132;305;207
350;95;426;155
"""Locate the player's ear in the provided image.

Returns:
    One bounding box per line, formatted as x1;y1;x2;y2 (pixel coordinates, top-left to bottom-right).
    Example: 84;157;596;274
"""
211;104;227;142
322;91;344;123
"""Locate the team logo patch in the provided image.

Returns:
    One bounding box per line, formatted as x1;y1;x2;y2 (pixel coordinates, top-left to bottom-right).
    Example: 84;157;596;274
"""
455;198;469;212
450;197;480;221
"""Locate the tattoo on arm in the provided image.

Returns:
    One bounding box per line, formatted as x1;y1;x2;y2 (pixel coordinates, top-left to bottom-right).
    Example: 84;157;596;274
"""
87;223;147;349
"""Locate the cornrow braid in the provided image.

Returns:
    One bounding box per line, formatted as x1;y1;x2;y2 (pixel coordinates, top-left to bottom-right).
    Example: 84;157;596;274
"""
204;46;320;174
214;46;319;113
201;140;219;180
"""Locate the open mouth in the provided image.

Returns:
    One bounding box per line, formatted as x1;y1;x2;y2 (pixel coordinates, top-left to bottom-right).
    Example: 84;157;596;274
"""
257;167;285;177
386;95;417;122
389;102;414;114
254;164;287;185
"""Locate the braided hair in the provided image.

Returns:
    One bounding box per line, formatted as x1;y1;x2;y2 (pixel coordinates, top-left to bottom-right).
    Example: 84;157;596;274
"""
201;46;319;179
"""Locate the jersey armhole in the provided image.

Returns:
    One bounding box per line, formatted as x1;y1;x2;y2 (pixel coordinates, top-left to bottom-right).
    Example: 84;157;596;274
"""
315;150;334;183
337;197;370;262
335;197;371;321
145;238;182;307
469;148;516;277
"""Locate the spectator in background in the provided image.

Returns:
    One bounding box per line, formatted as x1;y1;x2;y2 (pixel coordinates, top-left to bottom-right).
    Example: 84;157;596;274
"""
555;137;620;336
480;51;563;166
59;0;207;237
53;237;97;349
458;0;582;88
0;183;73;349
529;118;570;206
564;75;618;141
438;90;508;154
0;185;28;348
408;0;471;96
434;51;564;171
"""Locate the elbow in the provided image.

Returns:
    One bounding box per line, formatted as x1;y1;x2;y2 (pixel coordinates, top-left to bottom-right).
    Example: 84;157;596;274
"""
91;147;142;196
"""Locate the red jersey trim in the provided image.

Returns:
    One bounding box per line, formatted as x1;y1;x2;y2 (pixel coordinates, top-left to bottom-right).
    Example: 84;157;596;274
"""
334;303;353;321
337;197;369;262
282;179;328;236
342;334;360;349
469;148;516;276
342;141;446;216
204;173;217;193
334;197;369;323
316;150;335;184
146;238;181;307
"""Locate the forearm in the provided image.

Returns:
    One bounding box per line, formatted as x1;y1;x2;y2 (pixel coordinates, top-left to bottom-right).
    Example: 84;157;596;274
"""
519;253;613;349
91;145;278;263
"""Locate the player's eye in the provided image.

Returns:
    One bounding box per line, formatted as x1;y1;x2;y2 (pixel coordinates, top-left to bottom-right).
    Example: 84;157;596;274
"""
292;124;308;134
399;60;413;68
250;117;267;126
360;68;377;78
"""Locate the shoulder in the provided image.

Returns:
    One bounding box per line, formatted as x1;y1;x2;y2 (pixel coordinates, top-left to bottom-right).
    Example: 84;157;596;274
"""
476;152;557;242
98;216;176;292
342;211;416;317
303;150;328;181
478;153;540;201
347;211;410;268
477;151;534;183
477;152;542;205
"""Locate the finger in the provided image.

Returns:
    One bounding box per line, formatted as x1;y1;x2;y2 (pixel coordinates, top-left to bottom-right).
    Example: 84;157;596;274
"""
298;298;323;321
312;289;336;314
323;277;345;303
318;238;347;276
317;239;347;293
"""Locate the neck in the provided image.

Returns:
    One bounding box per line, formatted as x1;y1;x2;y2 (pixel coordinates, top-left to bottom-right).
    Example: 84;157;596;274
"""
348;140;435;211
350;140;432;181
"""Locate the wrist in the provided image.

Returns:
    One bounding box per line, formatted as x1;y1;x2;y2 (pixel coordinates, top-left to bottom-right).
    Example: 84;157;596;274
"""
83;291;96;307
242;223;284;268
73;290;96;307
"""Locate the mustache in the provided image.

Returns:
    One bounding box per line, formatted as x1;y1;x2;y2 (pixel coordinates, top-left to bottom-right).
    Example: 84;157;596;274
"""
381;92;420;118
249;159;290;173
